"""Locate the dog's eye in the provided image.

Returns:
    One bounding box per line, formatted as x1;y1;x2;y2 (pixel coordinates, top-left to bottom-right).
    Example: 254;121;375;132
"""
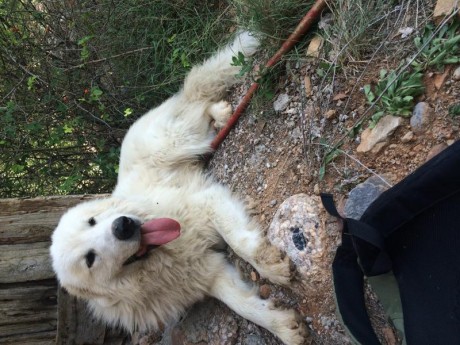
85;250;96;268
88;217;96;226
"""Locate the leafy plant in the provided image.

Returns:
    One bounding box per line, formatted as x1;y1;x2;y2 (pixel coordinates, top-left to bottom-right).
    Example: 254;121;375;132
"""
363;68;424;127
449;103;460;117
318;138;344;180
412;19;460;70
231;51;253;77
0;0;234;198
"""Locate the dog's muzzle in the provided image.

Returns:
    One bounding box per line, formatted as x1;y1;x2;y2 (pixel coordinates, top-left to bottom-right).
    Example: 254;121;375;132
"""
112;216;139;241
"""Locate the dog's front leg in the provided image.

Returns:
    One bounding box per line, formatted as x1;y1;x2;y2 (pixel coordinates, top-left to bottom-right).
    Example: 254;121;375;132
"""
209;192;294;286
209;264;308;345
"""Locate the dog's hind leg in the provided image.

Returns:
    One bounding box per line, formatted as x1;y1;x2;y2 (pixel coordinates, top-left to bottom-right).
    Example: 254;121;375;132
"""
209;264;308;345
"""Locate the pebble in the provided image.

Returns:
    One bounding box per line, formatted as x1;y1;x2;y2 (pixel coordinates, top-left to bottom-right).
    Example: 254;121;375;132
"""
313;183;320;195
453;66;460;81
324;109;337;119
357;115;403;153
401;131;415;143
273;93;290;112
259;284;271;299
410;102;433;134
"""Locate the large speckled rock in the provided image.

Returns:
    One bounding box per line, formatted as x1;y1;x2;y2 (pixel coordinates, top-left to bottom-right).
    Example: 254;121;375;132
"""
267;194;339;281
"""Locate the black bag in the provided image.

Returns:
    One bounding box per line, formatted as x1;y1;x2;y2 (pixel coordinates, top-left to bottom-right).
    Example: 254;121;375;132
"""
322;140;460;345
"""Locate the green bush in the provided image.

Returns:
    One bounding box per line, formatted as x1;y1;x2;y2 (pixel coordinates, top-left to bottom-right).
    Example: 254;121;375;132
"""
0;0;232;197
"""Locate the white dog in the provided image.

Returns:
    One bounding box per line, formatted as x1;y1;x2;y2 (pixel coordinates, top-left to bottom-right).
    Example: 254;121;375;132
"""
50;32;307;345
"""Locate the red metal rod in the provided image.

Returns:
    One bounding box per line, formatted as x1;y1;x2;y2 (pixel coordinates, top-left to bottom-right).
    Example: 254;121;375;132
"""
210;0;327;151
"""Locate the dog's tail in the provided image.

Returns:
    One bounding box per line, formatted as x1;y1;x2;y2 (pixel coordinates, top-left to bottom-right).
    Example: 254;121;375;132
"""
182;32;259;103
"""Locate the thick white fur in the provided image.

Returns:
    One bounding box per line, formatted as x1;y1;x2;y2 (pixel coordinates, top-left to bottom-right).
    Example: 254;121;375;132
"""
50;32;306;345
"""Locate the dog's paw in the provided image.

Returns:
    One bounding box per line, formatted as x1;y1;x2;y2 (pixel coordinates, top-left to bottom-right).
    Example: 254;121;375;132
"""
208;101;232;128
243;196;260;216
273;310;310;345
255;244;295;286
232;31;260;57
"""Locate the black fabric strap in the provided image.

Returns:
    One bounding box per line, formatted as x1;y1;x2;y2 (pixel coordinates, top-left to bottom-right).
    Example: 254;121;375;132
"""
321;194;391;275
333;234;381;345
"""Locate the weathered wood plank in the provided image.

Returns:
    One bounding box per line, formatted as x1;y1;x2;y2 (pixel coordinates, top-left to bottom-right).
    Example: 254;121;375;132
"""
0;242;54;283
0;195;106;217
0;214;61;244
56;288;129;345
0;281;56;326
0;195;105;244
0;331;56;345
57;288;106;345
0;320;57;339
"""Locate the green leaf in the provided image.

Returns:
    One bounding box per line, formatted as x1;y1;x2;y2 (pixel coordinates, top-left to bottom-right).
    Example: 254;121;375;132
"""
77;35;93;46
27;75;37;90
90;87;103;101
449;103;460;117
319;164;326;180
63;124;73;134
167;34;177;44
124;108;133;117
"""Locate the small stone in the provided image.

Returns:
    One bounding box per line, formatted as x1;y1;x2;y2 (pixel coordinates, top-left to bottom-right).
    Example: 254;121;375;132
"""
250;271;259;282
357;115;403;153
410;102;433;134
313;183;320;195
306;35;323;58
259;284;271;299
324;109;337;119
453;66;460;81
273;93;290;112
401;131;415;143
426;143;447;161
269;199;277;207
357;105;366;115
433;0;460;23
433;70;449;90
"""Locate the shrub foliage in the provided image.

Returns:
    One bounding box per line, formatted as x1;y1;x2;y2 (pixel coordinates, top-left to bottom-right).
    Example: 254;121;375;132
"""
0;0;231;197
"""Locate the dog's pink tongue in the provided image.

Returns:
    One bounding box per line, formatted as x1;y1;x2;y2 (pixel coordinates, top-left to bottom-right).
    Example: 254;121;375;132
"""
137;218;181;256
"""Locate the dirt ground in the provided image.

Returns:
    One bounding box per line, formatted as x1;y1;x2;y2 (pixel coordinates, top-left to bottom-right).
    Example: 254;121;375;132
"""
204;33;460;344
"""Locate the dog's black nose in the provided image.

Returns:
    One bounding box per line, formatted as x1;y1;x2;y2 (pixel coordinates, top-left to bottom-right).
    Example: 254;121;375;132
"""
112;216;137;240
